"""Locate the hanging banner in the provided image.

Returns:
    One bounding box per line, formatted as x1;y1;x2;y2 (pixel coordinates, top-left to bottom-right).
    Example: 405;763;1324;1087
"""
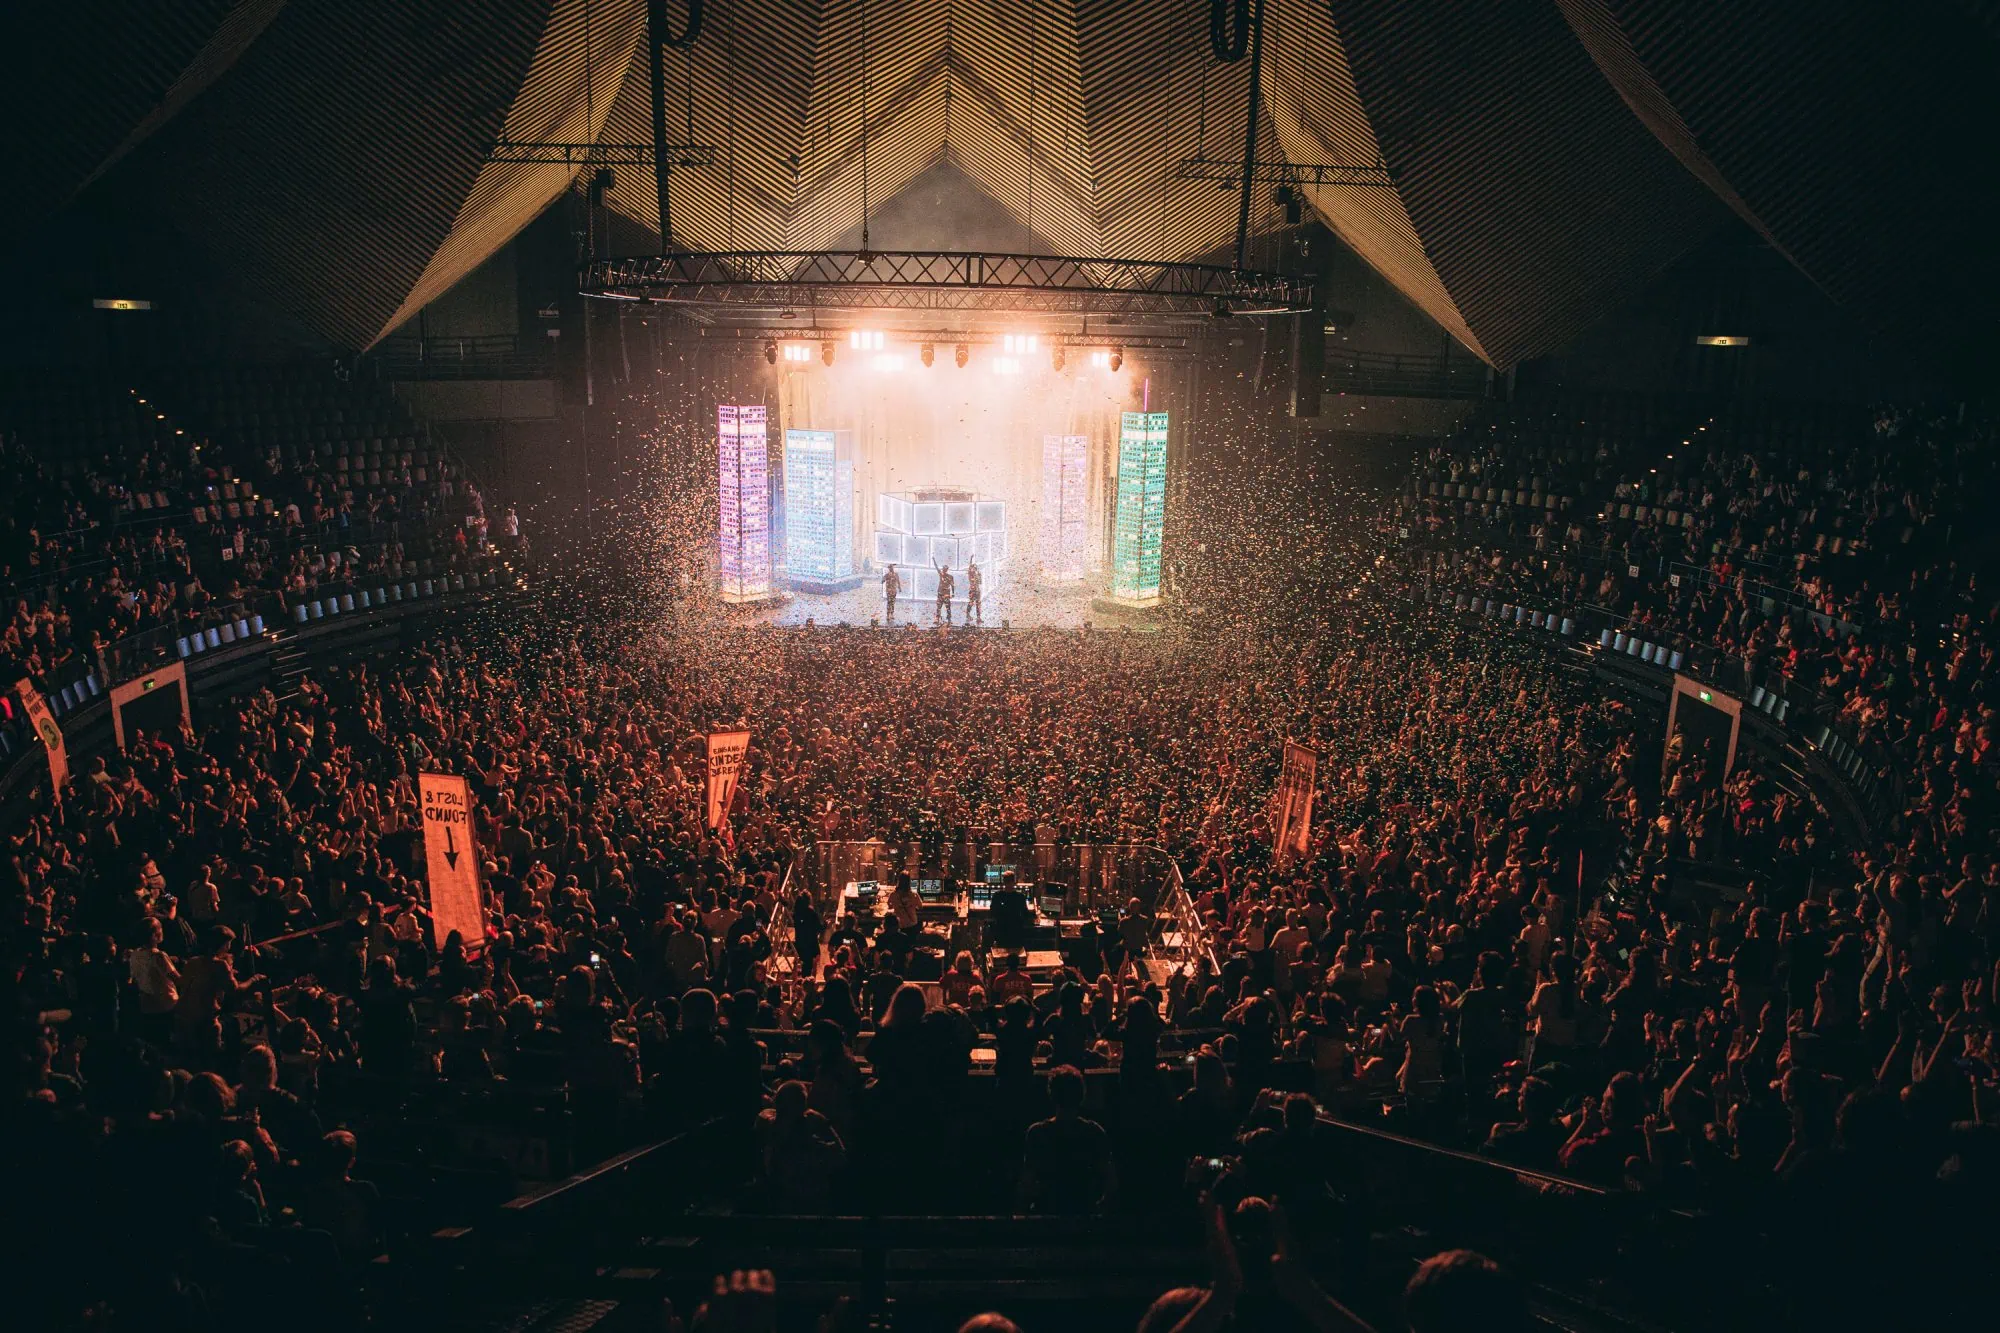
13;679;68;796
706;729;751;830
419;772;486;953
1269;739;1320;867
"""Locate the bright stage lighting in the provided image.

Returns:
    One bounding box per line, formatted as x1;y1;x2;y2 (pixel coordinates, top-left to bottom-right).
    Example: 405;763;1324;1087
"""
920;342;935;367
873;353;905;372
849;329;884;350
1111;347;1124;371
954;344;969;368
1051;346;1066;372
1089;350;1109;369
991;356;1021;375
1001;333;1038;354
821;341;835;366
782;343;813;363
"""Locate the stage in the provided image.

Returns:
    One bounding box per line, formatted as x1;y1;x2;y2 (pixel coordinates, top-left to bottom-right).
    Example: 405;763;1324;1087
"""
746;575;1126;629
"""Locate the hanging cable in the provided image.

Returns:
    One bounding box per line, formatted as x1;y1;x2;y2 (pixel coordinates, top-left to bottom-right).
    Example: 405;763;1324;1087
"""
725;0;738;247
1209;0;1248;62
1026;0;1036;241
860;0;871;249
662;0;704;49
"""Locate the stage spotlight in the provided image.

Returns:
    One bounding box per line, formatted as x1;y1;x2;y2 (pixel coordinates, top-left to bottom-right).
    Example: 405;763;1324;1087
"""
782;343;813;363
763;339;778;365
954;343;969;368
1111;347;1124;371
1002;333;1038;354
849;329;884;350
1051;346;1065;372
920;342;935;367
821;341;835;366
1089;350;1110;369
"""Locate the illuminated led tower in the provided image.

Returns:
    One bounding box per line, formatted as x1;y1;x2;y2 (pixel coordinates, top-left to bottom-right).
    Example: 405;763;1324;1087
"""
717;405;772;602
1040;434;1089;581
783;428;857;591
1108;411;1168;605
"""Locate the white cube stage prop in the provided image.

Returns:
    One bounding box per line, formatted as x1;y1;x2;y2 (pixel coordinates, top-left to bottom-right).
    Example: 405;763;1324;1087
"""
876;488;1006;603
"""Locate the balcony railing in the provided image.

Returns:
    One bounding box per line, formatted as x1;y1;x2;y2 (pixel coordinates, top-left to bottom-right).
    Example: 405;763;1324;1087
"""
367;334;555;381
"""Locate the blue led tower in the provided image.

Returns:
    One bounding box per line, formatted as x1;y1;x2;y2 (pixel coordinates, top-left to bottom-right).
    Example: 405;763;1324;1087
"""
783;428;856;591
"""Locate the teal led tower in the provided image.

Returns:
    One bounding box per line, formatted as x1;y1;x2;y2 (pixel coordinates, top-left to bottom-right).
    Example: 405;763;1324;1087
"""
1109;411;1167;605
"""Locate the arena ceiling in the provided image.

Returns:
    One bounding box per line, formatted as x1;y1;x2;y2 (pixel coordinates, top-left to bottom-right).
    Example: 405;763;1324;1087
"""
5;0;1992;369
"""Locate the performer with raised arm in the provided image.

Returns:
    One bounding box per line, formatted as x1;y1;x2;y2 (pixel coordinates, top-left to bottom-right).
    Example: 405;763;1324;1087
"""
966;558;983;625
935;562;955;624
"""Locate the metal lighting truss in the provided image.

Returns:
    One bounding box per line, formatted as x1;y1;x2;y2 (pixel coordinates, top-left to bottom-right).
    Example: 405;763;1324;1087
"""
487;140;717;168
580;251;1314;315
1175;155;1396;189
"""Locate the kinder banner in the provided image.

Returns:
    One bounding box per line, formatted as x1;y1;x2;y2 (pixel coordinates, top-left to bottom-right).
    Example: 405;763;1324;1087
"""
13;679;68;796
418;771;486;954
706;729;751;830
1270;739;1320;867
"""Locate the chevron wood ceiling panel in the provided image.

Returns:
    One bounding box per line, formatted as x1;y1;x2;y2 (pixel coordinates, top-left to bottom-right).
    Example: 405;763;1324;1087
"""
600;0;822;252
1261;0;1475;355
944;0;1101;256
1556;0;2000;358
791;0;950;252
121;0;555;350
1073;0;1247;264
0;0;247;232
1327;0;1721;368
386;0;647;341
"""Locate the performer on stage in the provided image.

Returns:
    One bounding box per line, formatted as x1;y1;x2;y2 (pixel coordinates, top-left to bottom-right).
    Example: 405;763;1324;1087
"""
965;559;983;625
935;563;955;624
882;562;901;622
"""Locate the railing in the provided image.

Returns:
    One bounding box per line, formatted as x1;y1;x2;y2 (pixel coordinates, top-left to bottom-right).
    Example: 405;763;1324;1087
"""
1410;578;1907;836
366;334;556;381
1325;347;1491;400
1314;1112;1775;1330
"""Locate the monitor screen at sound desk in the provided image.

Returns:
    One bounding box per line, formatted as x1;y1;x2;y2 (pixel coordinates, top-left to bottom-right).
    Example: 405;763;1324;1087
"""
917;878;945;897
984;864;1016;884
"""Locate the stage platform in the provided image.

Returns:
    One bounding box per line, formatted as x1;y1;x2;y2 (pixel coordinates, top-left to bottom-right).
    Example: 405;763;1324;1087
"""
748;576;1129;630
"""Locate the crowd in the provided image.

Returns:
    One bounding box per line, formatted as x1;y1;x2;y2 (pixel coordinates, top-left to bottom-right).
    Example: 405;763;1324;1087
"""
0;371;513;698
3;380;1996;1329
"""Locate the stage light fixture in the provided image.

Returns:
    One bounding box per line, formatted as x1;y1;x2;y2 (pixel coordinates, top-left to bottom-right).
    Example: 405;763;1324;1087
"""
1051;346;1066;372
763;339;778;365
954;344;969;368
849;329;884;350
1089;350;1111;369
1111;347;1124;372
782;342;814;363
821;341;835;366
920;342;935;367
1001;333;1038;354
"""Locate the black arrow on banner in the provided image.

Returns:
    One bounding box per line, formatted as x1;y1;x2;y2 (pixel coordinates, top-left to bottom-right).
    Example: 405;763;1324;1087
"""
443;823;460;870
